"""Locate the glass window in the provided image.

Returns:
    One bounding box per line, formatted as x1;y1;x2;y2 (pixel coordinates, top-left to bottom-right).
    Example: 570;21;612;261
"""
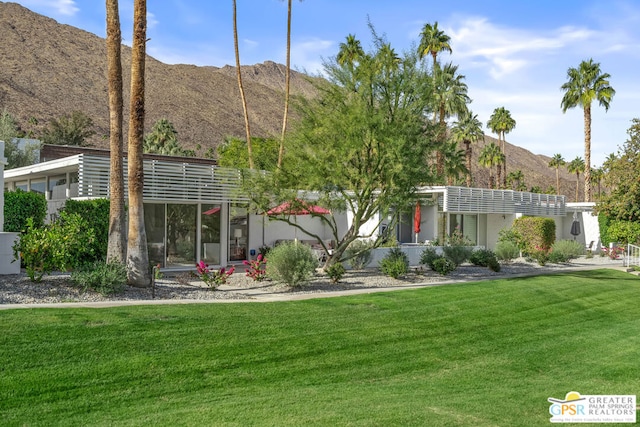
201;204;221;265
49;175;67;199
449;214;477;245
229;205;248;261
144;203;166;267
166;204;197;267
16;181;27;191
30;179;46;195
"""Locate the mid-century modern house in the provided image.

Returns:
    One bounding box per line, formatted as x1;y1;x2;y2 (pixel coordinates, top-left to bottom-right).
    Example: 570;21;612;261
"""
2;145;599;270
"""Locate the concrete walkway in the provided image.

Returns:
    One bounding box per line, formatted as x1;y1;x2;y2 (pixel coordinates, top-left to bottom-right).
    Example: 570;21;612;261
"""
0;262;629;310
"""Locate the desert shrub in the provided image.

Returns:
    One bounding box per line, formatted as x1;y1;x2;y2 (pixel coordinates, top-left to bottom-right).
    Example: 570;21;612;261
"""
325;262;346;283
606;220;640;245
13;212;96;282
494;241;520;262
379;248;409;279
526;246;551;266
420;247;440;269
443;245;473;266
431;257;456;275
547;250;568;264
3;189;46;232
550;240;585;262
71;261;126;295
487;257;501;272
470;249;498;267
266;241;317;287
512;216;556;255
344;239;373;269
498;227;522;246
62;198;110;261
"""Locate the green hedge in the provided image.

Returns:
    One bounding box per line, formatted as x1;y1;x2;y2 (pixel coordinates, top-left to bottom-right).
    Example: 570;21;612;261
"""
606;220;640;245
512;216;556;254
3;189;47;232
62;198;110;261
598;213;611;246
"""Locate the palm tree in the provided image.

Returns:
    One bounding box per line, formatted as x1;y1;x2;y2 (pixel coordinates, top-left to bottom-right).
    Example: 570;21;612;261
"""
548;153;566;196
337;34;364;69
506;169;524;191
126;0;151;287
561;59;615;202
451;111;483;187
567;156;585;202
105;0;125;264
486;107;516;188
432;62;470;178
278;0;293;169
443;141;468;185
417;22;452;67
591;167;604;200
232;0;254;169
478;142;502;189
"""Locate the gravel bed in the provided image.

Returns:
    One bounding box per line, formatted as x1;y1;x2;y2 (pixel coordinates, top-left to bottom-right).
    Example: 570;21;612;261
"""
0;256;622;305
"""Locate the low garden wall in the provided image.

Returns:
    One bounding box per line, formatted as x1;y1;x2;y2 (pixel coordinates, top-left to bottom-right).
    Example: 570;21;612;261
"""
367;244;482;268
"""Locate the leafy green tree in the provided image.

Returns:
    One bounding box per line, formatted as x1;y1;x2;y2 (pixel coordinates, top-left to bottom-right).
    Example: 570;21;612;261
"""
561;58;615;202
487;106;516;188
217;137;279;171
567;156;585;202
451;111;484;187
1;109;39;169
246;31;436;267
40;111;96;146
417;21;452;67
597;118;640;222
432;62;470;179
548;153;566;196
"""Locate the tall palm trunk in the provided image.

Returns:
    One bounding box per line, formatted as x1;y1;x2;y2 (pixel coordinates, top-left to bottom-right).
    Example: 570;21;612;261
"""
464;140;472;187
555;167;560;195
496;163;502;189
106;0;126;264
575;172;580;203
277;0;292;169
584;104;592;202
233;0;254;169
126;0;150;287
437;108;446;178
501;132;507;188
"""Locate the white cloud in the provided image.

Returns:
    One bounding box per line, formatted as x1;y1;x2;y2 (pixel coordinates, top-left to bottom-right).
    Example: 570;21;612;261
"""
147;11;159;30
19;0;78;16
290;38;334;74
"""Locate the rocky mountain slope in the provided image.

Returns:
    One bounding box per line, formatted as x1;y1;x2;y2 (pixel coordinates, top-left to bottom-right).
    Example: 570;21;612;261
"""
0;2;580;198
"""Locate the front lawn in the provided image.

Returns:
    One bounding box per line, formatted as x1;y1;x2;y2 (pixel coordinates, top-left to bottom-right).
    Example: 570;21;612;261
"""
1;269;638;426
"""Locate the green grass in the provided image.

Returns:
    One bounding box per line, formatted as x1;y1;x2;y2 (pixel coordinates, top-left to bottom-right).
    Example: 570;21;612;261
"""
1;269;639;426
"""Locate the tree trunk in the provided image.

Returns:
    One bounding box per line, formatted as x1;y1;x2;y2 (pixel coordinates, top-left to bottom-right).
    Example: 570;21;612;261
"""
277;0;292;169
496;163;502;190
555;167;560;196
502;132;507;189
584;103;591;202
126;0;150;287
575;173;580;203
436;110;446;178
105;0;126;264
233;0;254;169
464;141;472;187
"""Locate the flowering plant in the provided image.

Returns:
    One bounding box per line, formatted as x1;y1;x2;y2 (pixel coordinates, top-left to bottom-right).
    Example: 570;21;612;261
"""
528;244;551;266
196;260;235;289
243;254;267;281
601;246;624;260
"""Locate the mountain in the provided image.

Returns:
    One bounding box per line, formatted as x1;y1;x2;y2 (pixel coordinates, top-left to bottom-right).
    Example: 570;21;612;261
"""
0;2;316;151
0;2;581;198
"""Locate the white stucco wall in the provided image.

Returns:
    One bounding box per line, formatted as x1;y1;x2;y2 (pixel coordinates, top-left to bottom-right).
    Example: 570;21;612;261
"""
485;214;516;250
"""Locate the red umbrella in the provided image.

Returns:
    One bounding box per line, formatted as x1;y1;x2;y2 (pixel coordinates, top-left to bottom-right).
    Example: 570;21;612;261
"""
203;207;221;215
414;201;421;242
267;199;330;215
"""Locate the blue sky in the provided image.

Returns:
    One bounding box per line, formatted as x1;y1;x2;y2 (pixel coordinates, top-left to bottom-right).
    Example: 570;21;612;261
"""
11;0;640;167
